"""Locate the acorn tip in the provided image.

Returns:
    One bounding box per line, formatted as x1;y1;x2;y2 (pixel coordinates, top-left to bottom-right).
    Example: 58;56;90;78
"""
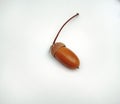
77;66;79;69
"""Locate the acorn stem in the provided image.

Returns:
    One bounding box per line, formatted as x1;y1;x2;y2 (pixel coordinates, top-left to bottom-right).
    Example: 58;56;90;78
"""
52;13;79;45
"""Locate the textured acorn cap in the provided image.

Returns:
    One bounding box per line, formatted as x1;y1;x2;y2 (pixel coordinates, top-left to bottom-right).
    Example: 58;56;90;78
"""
50;42;65;56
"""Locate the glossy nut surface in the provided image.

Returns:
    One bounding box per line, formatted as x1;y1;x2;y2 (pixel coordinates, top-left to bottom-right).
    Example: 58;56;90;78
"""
50;42;80;69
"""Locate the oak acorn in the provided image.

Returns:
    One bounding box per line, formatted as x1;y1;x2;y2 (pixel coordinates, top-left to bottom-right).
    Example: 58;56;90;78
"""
50;13;80;69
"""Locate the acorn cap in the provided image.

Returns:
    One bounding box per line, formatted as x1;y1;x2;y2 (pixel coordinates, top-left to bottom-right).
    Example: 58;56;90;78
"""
50;42;65;56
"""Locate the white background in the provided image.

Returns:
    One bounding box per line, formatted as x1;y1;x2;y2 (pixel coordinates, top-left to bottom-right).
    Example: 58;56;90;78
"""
0;0;120;104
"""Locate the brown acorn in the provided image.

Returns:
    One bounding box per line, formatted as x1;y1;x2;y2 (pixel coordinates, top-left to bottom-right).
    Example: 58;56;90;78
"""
50;13;80;69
